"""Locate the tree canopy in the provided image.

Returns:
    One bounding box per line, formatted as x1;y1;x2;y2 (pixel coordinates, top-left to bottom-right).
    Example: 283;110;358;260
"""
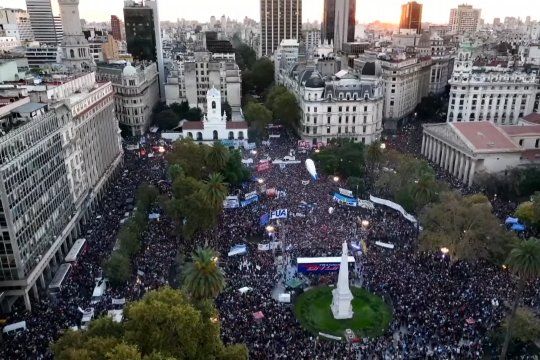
419;191;516;262
182;248;225;300
52;288;248;360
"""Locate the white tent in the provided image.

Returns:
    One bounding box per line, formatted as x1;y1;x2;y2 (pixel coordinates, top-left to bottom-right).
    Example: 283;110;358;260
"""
278;293;291;303
238;287;252;294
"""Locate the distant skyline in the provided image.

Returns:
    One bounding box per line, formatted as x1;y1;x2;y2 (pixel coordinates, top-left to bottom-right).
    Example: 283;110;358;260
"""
3;0;538;25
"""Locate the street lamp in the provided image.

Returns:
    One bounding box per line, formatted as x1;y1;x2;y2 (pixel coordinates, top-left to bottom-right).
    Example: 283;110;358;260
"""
315;149;320;153
266;225;275;233
257;178;264;184
212;256;218;263
333;176;339;182
380;143;386;150
251;150;257;155
440;247;449;255
361;220;369;228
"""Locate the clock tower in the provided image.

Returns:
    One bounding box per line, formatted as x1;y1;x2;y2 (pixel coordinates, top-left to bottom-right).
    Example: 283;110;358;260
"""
58;0;94;72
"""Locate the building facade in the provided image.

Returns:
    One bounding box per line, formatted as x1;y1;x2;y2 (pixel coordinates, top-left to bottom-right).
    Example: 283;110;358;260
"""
123;0;164;99
96;61;159;136
58;0;94;72
422;121;540;186
110;15;123;41
447;42;539;124
25;0;62;45
333;0;355;52
25;44;61;68
274;39;300;83
449;4;481;34
399;1;422;34
259;0;302;57
167;52;242;117
0;8;34;42
0;72;123;311
181;88;248;142
282;66;384;145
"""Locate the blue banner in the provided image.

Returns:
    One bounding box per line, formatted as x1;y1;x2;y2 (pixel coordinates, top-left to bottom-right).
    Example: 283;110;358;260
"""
333;193;357;207
260;213;270;226
241;195;259;207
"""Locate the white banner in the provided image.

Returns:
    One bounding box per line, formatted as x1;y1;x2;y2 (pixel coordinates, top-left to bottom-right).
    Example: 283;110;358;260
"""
245;191;257;199
112;298;126;305
339;188;354;197
375;241;395;249
369;195;417;224
357;200;375;210
270;209;288;219
223;195;240;209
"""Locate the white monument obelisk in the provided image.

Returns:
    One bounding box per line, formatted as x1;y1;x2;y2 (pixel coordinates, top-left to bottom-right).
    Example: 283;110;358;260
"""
331;241;354;319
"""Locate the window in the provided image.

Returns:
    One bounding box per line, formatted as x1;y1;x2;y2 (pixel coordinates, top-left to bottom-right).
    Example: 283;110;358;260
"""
327;117;331;124
196;132;202;141
187;132;193;138
346;106;349;112
213;130;218;140
212;101;216;109
327;106;332;112
519;139;524;146
228;131;234;140
339;116;342;124
70;49;75;58
353;106;356;112
327;127;330;134
314;107;317;113
536;139;539;148
238;131;244;140
339;106;342;112
364;106;368;112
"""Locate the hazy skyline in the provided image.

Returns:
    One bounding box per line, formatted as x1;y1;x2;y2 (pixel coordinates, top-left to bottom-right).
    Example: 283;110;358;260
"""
3;0;538;25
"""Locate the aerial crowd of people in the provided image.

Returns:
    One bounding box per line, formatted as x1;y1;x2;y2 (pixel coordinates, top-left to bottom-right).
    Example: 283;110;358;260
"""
0;127;538;359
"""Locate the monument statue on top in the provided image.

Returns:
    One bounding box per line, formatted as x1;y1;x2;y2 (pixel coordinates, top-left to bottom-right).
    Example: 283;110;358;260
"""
331;241;354;319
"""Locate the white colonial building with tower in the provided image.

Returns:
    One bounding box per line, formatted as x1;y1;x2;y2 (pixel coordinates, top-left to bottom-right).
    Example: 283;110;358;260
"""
58;0;94;72
180;87;248;143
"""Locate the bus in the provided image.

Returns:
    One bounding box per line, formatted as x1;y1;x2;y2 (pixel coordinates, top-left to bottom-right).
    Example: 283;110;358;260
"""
64;238;87;263
297;256;355;274
48;263;72;295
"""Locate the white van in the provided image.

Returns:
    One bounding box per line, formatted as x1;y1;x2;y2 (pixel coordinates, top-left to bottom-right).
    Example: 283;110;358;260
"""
90;278;107;304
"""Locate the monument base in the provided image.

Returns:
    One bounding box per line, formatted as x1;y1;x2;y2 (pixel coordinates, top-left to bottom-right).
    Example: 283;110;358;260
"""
331;288;354;319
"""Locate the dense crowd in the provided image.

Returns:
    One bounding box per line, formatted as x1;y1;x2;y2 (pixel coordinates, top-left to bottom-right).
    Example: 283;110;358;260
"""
0;128;539;359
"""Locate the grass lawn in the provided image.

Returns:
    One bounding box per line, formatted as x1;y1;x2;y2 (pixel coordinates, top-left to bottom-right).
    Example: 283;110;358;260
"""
294;286;392;338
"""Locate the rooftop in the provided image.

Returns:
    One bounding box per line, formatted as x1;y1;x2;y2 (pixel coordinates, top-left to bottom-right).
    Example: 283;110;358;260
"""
522;113;540;125
12;102;46;114
451;121;519;152
500;125;540;136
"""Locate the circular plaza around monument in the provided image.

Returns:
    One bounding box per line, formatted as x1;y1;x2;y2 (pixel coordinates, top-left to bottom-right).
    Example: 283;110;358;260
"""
294;286;392;338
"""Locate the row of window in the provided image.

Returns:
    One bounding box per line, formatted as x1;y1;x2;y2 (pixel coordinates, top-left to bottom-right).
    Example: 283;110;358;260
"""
304;125;370;135
306;105;370;113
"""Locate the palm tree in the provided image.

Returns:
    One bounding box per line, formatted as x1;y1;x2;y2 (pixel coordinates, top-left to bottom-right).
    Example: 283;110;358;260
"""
206;143;229;172
412;172;437;208
202;173;228;209
500;238;540;360
182;247;225;300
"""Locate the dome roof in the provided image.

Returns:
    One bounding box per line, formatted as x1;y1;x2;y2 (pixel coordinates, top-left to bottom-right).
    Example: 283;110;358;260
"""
304;72;325;88
122;62;136;76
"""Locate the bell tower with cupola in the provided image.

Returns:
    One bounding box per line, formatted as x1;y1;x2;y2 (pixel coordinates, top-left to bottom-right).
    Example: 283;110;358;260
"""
58;0;94;72
206;86;224;124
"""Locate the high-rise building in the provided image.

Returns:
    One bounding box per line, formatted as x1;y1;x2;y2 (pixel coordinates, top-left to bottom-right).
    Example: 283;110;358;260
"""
333;0;355;52
0;72;123;311
123;0;165;99
25;0;62;45
322;0;335;45
110;15;123;41
58;0;94;72
259;0;302;57
399;1;422;34
448;4;481;34
0;8;34;42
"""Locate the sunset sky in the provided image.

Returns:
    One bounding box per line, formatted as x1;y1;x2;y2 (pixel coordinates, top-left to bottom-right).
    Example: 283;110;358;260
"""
2;0;537;24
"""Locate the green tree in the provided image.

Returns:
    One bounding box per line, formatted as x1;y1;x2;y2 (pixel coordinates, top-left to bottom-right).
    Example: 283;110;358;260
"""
168;164;184;182
500;238;540;360
420;192;515;262
154;110;179;130
265;85;288;110
251;58;274;94
137;183;159;211
53;288;248;360
365;141;383;171
117;223;141;258
515;201;536;225
206;143;230;173
170;102;190;117
183;248;225;300
202;173;228;209
222;150;250;186
103;252;131;287
184;107;203;121
166;138;209;180
502;307;540;344
243;102;272;140
270;91;300;130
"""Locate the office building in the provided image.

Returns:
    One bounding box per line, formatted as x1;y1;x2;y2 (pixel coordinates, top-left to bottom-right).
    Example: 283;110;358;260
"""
0;8;34;42
0;72;123;311
275;39;301;83
447;42;539;124
322;0;335;45
449;4;481;34
96;61;160;136
124;0;165;99
281;65;384;145
334;0;355;52
259;0;302;57
58;0;94;72
399;1;422;34
25;0;62;45
25;44;61;68
110;15;123;41
167;51;242;118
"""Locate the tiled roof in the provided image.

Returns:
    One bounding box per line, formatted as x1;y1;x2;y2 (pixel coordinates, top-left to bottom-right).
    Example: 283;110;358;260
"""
500;125;540;136
182;121;204;130
451;121;519;151
522;113;540;125
226;121;248;130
